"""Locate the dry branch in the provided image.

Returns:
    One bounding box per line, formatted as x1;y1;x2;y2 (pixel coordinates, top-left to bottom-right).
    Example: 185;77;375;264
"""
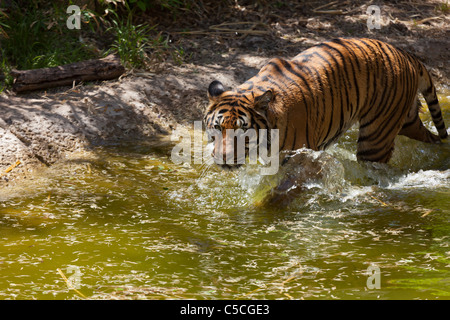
11;54;125;93
173;21;270;37
312;9;344;15
0;160;21;179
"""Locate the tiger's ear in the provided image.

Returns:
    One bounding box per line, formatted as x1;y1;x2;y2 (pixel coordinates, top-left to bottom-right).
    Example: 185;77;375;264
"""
254;90;273;112
208;80;225;101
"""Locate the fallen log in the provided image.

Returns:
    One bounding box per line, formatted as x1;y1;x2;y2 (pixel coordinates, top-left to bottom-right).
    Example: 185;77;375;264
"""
11;54;125;93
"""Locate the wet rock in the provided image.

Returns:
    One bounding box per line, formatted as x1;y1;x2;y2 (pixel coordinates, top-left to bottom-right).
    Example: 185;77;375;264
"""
257;149;345;208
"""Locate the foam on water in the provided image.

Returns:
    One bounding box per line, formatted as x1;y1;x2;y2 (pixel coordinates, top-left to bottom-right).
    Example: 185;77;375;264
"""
387;169;450;190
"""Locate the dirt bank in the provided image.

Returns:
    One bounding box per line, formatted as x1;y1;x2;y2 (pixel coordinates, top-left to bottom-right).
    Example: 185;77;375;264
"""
1;0;448;184
0;61;255;184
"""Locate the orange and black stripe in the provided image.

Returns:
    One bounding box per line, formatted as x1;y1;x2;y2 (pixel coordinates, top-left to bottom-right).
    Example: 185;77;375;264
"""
205;38;447;165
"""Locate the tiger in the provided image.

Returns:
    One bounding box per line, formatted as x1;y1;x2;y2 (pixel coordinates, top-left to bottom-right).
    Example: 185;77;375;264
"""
204;38;448;171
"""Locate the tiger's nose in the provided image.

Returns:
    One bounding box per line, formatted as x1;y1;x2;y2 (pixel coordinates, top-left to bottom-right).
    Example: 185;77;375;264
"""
211;150;235;163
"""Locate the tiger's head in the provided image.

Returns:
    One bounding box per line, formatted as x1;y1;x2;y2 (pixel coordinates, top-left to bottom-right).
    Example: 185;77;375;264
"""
204;80;274;170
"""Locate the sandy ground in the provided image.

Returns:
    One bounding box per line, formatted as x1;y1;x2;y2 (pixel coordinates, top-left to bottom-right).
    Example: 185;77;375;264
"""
0;0;449;184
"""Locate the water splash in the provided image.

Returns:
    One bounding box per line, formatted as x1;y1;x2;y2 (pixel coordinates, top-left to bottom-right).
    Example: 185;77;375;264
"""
387;169;450;190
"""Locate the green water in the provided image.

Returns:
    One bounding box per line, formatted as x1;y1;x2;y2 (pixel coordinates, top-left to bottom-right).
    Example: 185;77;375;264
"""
0;94;449;300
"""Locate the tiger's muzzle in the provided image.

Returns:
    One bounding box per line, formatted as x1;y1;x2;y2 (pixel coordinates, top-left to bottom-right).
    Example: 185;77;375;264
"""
211;129;247;169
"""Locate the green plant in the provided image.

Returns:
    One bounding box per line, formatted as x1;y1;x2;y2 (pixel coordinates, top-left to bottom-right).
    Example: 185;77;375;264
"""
171;46;191;65
0;9;8;38
106;10;154;69
129;0;150;11
436;1;449;14
128;0;188;12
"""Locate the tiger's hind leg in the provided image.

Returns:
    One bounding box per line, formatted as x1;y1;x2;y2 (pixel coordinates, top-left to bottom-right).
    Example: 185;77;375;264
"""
399;99;440;143
356;119;400;164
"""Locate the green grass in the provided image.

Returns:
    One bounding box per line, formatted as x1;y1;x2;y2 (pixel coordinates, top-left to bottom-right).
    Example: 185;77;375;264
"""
106;13;154;69
103;2;192;68
436;1;449;14
1;3;97;70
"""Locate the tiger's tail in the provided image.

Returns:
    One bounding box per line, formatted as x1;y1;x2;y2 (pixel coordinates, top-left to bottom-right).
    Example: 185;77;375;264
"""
419;65;448;140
